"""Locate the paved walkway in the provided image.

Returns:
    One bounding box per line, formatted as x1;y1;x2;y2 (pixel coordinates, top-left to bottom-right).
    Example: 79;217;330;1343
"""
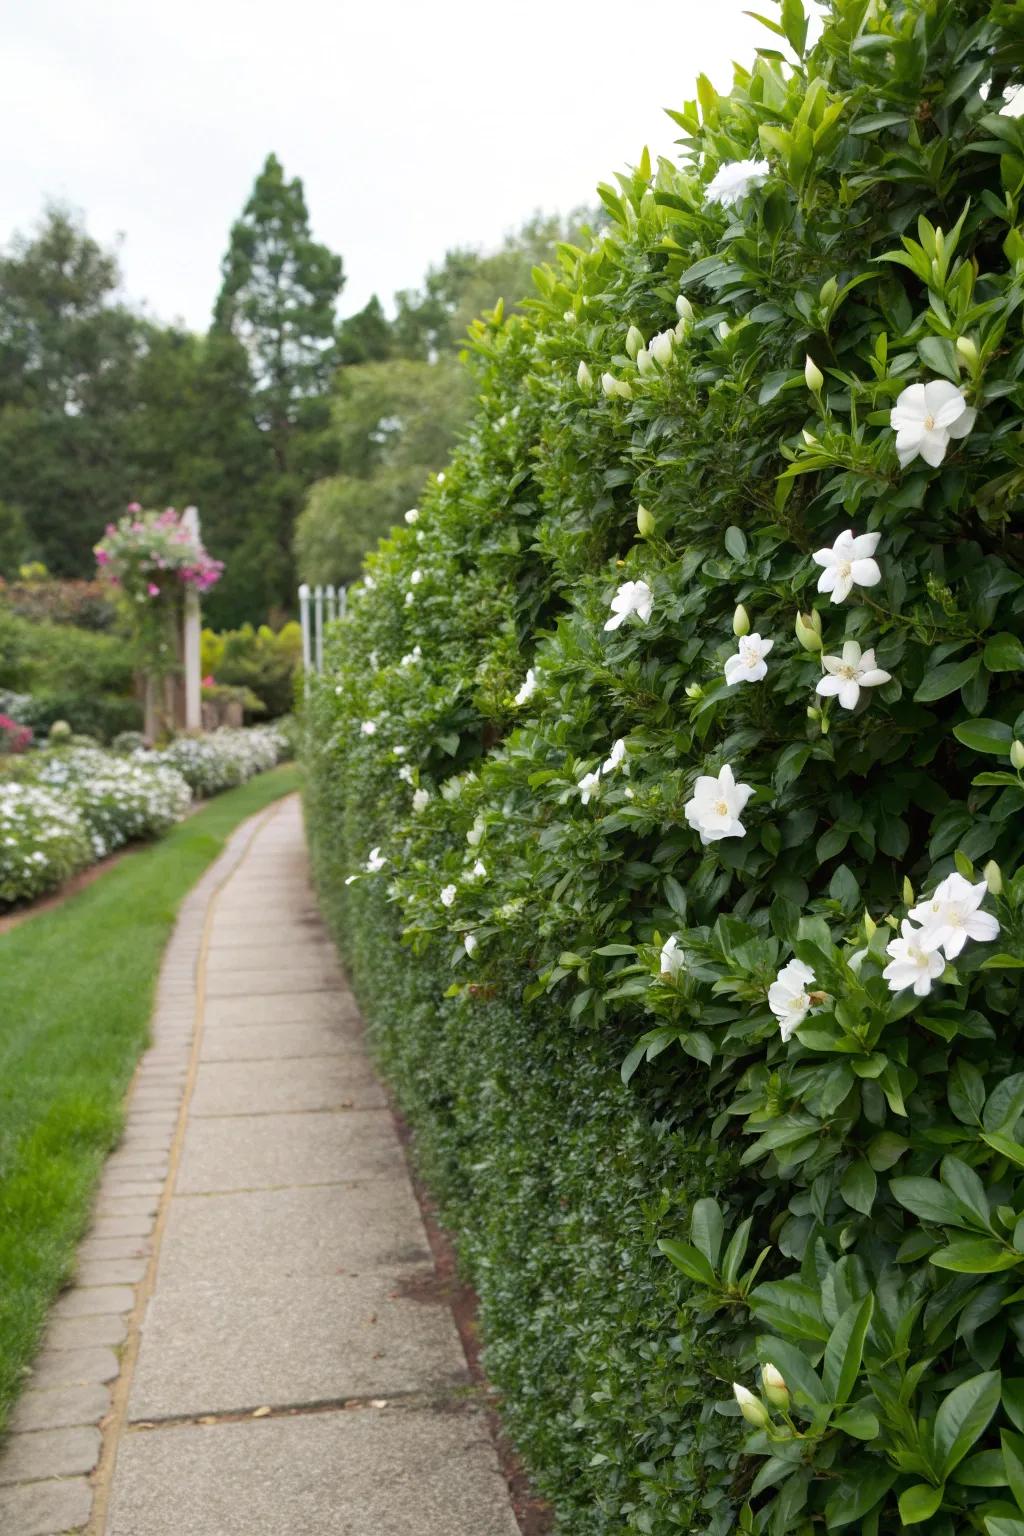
0;795;519;1535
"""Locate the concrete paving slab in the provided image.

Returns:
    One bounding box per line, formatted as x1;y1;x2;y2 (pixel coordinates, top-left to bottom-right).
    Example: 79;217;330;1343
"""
176;1110;405;1193
205;942;339;974
204;991;361;1028
204;966;344;998
129;1272;469;1418
108;1408;519;1536
198;1020;363;1061
155;1184;429;1288
189;1056;386;1117
0;1424;101;1485
0;1475;92;1536
9;1382;111;1433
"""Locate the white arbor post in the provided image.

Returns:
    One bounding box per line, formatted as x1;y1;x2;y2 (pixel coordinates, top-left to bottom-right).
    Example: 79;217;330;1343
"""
298;584;312;670
181;505;203;730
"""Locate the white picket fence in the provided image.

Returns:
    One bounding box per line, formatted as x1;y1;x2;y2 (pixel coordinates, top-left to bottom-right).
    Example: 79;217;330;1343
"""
297;583;347;673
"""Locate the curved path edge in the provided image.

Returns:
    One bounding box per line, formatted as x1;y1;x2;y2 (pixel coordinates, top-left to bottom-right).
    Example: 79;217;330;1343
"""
0;795;521;1536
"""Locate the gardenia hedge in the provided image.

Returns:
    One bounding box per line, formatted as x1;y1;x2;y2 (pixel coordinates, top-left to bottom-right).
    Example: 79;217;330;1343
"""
304;3;1024;1532
0;724;292;905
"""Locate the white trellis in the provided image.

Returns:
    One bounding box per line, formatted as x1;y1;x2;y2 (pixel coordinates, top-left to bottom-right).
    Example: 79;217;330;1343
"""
298;583;347;674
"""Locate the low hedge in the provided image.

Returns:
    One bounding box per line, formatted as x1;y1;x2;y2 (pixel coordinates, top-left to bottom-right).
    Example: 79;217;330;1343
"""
305;3;1024;1533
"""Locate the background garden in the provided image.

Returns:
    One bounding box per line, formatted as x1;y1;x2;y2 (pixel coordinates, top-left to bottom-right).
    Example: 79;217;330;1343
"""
302;1;1024;1532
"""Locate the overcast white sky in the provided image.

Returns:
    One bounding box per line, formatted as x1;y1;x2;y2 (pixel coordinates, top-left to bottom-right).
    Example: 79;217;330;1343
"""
2;0;766;331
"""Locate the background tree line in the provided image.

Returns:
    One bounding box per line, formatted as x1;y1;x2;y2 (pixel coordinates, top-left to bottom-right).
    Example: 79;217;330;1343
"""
0;153;592;626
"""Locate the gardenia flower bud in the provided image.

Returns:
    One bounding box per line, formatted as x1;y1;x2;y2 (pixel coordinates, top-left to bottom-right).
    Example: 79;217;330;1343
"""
636;505;656;538
676;294;693;323
636;348;656;377
902;876;915;906
984;860;1003;896
762;1365;789;1410
956;335;979;368
626;325;644;359
577;360;593;390
1012;739;1024;770
805;355;824;393
794;611;822;652
685;683;703;700
733;1383;770;1428
733;603;750;637
649;329;674;366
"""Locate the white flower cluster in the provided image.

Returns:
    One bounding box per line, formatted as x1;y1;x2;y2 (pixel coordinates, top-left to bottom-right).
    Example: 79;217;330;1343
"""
31;747;192;859
140;724;291;797
0;781;91;904
576;737;630;804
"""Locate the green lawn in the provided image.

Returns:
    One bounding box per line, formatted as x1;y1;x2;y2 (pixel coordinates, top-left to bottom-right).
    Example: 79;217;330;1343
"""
0;763;300;1429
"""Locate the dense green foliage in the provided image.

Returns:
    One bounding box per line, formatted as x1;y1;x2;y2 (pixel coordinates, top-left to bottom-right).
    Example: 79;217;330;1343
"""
0;607;139;739
0;763;299;1430
201;622;301;718
304;3;1024;1531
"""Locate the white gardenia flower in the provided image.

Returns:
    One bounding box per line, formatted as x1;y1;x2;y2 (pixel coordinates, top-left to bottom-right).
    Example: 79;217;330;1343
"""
360;720;377;736
725;633;774;686
660;935;685;979
440;883;457;907
648;329;674;366
398;764;415;785
883;920;947;996
400;645;422;666
577;360;593;389
412;788;430;812
909;872;1000;960
578;771;602;805
467;858;487;879
515;668;538;705
410;569;423;585
890;380;977;469
405;590;414;605
816;641;892;710
705;158;768;208
364;846;387;873
404;508;419;524
464;932;478;956
812;529;882;604
636;347;655;376
602;738;629;776
768;959;816;1042
604;579;654;631
362;574;376;591
684;764;754;845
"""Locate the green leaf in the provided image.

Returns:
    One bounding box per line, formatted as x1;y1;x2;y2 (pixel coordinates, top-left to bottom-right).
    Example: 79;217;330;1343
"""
914;655;980;703
898;1484;944;1524
832;1406;880;1439
824;1468;897;1528
931;1239;1019;1272
954;718;1014;755
984;633;1024;672
657;1238;716;1286
982;1132;1024;1168
890;1176;965;1227
725;525;747;560
721;1217;752;1285
985;1519;1024;1536
691;1198;724;1268
934;1371;1002;1476
840;1158;876;1215
822;1293;873;1408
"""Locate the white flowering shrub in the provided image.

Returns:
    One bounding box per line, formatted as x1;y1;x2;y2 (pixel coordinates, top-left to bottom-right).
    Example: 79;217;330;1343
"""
0;783;91;903
304;3;1024;1532
142;722;293;796
29;748;192;859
